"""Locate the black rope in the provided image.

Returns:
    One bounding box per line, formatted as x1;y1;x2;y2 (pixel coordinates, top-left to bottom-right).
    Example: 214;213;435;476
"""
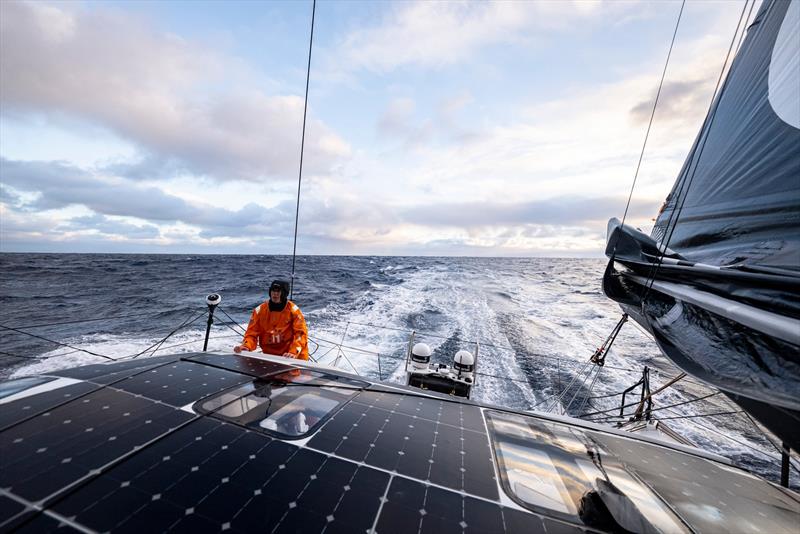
289;0;316;301
655;410;743;421
662;405;800;476
128;311;206;360
4;311;164;330
581;390;720;419
640;0;750;302
0;324;116;361
618;0;685;232
216;307;247;335
735;0;757;54
740;411;800;475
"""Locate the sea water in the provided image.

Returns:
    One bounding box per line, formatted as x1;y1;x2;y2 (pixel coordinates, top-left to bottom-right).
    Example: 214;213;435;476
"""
0;253;796;488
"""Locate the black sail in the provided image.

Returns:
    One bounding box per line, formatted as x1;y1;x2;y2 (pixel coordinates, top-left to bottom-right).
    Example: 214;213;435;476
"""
604;0;800;449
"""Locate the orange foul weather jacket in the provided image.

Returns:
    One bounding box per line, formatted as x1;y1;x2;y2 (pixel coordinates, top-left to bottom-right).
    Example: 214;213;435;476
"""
241;300;309;360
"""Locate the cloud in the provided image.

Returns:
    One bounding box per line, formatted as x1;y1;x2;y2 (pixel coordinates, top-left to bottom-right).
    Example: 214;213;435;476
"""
629;79;712;124
400;196;661;229
330;1;610;74
0;158;293;234
0;1;350;182
59;214;161;239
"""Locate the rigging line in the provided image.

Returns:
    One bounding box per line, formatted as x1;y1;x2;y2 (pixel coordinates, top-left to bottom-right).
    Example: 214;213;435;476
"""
128;311;206;360
341;319;640;371
661;405;800;476
740;411;800;474
640;0;750;302
576;365;603;415
0;349;52;361
288;0;316;301
4;311;168;330
618;0;686;232
216;307;247;335
581;389;720;419
592;409;743;423
563;364;600;415
217;320;249;339
0;346;86;361
546;359;595;413
310;335;538;386
0;324;115;361
735;0;757;56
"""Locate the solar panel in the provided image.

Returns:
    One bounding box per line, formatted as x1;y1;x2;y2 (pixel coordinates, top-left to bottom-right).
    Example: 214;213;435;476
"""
182;352;293;378
309;390;498;500
0;381;99;431
44;417;393;533
53;355;178;384
0;356;606;533
1;387;193;503
110;361;252;407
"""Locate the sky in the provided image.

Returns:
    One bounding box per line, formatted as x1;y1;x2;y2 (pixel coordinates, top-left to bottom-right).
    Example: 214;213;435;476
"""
0;0;758;256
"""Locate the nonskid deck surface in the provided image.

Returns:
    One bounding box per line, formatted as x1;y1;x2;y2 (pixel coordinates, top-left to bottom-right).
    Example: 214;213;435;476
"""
1;352;797;533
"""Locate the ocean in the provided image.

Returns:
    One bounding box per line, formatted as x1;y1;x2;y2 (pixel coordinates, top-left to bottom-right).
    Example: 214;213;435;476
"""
1;253;796;489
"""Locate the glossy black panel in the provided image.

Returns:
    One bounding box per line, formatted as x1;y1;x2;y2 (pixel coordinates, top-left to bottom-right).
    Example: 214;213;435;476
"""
110;361;251;407
49;418;392;533
5;512;79;534
52;355;179;384
0;381;99;430
378;476;544;534
0;494;26;528
310;390;498;500
0;387;192;502
182;353;292;377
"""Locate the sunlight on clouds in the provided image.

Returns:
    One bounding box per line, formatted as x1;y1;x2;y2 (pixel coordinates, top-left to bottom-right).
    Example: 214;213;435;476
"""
331;1;625;74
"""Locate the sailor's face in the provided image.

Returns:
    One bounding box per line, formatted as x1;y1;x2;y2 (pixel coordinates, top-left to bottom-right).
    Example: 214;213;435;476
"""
270;288;282;303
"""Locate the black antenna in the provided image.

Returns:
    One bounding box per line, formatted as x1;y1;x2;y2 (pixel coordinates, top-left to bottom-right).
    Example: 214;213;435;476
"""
289;0;316;300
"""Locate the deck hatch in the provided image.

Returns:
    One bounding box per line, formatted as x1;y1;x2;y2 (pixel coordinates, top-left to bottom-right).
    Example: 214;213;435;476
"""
194;369;366;439
486;410;688;532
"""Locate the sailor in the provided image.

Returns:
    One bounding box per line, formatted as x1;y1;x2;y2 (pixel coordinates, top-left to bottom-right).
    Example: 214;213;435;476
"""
233;279;309;360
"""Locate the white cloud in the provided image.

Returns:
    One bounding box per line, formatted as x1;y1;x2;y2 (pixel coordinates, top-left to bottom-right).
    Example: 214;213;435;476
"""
328;0;632;75
0;1;350;182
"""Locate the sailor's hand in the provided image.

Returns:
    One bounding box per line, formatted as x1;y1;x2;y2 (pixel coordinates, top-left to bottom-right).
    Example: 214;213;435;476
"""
283;352;297;359
233;345;244;354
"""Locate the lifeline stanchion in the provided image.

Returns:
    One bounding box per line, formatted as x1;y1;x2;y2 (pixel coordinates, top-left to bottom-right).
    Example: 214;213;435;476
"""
203;293;222;352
